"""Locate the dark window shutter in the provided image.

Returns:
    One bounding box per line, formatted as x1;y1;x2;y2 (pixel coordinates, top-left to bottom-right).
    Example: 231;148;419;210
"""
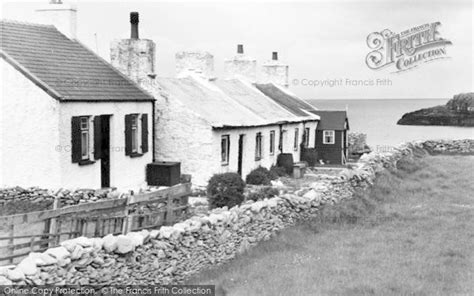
94;116;102;160
141;114;149;154
71;117;81;163
125;114;132;156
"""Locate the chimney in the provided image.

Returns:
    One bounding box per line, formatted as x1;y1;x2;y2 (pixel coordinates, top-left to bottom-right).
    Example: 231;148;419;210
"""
110;12;156;84
223;44;257;83
175;51;215;79
130;12;139;39
260;51;289;88
35;0;77;39
237;44;244;54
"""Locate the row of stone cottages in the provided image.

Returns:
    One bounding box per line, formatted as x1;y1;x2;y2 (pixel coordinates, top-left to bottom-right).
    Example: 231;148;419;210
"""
0;2;349;190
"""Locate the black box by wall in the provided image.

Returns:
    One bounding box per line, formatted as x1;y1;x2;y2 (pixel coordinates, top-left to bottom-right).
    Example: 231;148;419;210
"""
146;162;181;186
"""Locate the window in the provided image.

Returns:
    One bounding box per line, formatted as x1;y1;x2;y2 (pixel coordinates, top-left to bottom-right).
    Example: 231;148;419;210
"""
269;130;275;155
72;116;94;165
131;115;139;153
303;127;310;148
255;132;263;160
323;130;335;144
80;117;90;160
294;128;299;151
221;135;230;165
125;114;148;157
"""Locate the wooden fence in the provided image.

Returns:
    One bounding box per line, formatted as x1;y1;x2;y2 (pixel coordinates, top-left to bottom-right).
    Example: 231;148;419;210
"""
0;183;191;264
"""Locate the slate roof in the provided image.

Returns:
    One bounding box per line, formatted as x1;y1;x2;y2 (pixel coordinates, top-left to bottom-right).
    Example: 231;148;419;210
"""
254;83;318;116
212;79;306;122
310;110;349;130
0;20;153;102
153;76;319;128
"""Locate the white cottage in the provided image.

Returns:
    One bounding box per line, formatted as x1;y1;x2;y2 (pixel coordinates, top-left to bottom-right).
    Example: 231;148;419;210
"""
0;5;154;190
109;13;320;186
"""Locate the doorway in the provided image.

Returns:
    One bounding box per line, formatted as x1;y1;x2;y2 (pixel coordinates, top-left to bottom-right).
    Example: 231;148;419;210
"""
237;134;244;176
100;116;110;188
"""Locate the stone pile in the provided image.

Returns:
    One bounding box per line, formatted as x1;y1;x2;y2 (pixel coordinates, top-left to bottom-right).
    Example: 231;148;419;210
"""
422;139;474;154
1;139;472;285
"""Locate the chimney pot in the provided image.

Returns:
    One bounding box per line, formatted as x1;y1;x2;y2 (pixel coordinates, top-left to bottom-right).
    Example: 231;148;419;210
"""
130;12;139;39
237;44;244;54
272;52;278;61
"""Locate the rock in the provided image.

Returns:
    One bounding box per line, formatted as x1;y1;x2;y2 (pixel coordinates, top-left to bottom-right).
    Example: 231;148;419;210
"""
103;234;118;253
45;246;70;262
115;235;134;254
7;269;25;282
159;226;174;239
0;275;12;285
90;238;104;251
16;257;38;276
157;249;166;259
92;257;104;267
149;230;160;239
302;189;322;203
28;252;56;266
70;245;84;260
61;236;93;252
126;231;146;247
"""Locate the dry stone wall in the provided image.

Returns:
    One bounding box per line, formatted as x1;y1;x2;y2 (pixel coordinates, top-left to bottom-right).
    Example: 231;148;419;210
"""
0;139;472;285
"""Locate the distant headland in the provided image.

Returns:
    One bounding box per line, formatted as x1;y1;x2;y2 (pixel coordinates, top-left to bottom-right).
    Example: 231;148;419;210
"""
397;93;474;127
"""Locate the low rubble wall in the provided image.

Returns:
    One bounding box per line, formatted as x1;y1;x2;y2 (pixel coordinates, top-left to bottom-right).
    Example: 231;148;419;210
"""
0;139;472;285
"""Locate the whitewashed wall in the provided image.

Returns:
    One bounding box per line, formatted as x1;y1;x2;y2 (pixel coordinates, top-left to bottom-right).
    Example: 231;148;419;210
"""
58;102;153;190
151;90;215;186
214;120;318;179
1;59;62;188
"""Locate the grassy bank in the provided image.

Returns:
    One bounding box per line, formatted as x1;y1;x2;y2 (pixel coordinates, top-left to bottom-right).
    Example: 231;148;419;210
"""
187;155;474;295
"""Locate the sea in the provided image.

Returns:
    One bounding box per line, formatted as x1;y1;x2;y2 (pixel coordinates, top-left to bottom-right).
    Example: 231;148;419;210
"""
307;99;474;149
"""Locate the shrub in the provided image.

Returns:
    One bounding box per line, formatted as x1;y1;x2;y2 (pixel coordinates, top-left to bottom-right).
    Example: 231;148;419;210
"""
269;165;288;178
247;186;280;201
207;173;245;209
246;167;272;185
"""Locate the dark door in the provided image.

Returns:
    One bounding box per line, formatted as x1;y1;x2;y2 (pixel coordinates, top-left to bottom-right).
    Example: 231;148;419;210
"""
100;116;111;188
237;134;244;176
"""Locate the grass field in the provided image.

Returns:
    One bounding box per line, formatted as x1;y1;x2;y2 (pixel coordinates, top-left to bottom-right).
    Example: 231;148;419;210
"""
187;155;474;295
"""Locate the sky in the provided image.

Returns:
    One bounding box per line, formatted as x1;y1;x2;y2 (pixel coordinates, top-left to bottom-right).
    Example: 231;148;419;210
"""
1;0;473;100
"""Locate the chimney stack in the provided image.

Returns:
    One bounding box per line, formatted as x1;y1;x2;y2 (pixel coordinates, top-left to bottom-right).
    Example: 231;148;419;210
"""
110;12;156;84
260;51;289;88
223;44;257;83
175;51;215;79
130;12;139;39
35;1;77;39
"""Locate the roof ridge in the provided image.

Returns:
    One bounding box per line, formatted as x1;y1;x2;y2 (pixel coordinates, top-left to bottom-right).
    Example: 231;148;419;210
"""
0;19;56;28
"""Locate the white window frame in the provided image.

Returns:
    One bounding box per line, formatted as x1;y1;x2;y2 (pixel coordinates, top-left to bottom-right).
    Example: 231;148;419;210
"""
304;127;310;148
131;114;139;153
293;128;299;151
269;130;275;155
221;135;230;165
80;117;90;160
323;130;335;144
255;132;263;160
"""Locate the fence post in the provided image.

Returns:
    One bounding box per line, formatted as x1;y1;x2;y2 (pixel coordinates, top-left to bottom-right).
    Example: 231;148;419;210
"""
166;193;175;225
8;224;14;264
48;196;61;247
122;195;133;234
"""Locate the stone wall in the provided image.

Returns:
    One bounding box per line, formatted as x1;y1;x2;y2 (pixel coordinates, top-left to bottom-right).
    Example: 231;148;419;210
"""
1;139;472;285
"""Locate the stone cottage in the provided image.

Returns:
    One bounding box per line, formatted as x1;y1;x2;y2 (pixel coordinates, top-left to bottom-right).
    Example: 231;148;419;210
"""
0;4;154;189
110;13;320;186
